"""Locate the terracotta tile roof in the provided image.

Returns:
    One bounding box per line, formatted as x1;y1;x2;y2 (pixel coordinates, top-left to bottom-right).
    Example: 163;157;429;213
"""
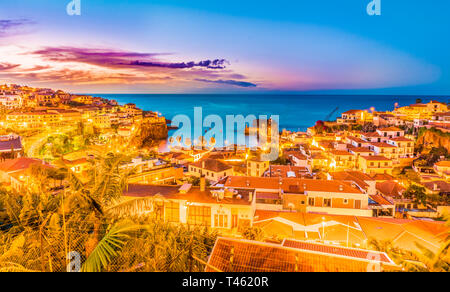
311;153;327;160
433;112;450;117
349;147;374;153
388;137;413;142
123;184;253;205
376;181;405;198
328;171;373;189
422;181;450;192
0;158;46;173
282;239;394;264
370;142;397;148
378;127;402;132
206;237;398;272
362;132;381;138
224;176;364;194
342;109;364;115
285;151;307;160
371;173;395;181
360;155;391;161
347;136;366;143
330;150;352;156
435;160;450;167
189;158;232;172
369;194;394;206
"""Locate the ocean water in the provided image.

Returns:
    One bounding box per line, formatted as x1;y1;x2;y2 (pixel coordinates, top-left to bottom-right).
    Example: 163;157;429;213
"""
92;94;444;132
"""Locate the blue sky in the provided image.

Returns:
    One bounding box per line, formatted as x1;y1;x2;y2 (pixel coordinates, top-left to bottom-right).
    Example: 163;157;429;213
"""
0;0;449;94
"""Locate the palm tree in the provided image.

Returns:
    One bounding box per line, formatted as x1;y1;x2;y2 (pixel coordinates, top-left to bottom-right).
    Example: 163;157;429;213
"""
0;152;218;272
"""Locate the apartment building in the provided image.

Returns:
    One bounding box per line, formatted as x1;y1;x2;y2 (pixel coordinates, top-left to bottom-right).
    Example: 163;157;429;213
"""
358;155;393;175
223;176;372;217
123;180;256;231
188;158;234;181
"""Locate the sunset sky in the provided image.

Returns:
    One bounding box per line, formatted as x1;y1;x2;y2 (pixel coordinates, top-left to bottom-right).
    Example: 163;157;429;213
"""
0;0;449;94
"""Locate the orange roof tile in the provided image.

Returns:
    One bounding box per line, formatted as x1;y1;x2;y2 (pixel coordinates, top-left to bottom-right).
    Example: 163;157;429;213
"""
206;237;399;272
370;142;397;148
0;158;47;173
123;184;252;206
378;127;403;132
224;176;364;194
388;137;413;142
330;150;352;156
360;155;391;161
189;158;232;172
435;160;450;167
282;239;394;264
376;181;405;198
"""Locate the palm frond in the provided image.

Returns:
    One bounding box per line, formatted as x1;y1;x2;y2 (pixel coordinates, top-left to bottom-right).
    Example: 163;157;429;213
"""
81;221;146;272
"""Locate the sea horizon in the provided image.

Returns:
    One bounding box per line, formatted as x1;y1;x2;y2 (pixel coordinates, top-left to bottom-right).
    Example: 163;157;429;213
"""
89;94;449;132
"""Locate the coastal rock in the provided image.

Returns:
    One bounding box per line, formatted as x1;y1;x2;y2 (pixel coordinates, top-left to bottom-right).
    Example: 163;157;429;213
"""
417;128;450;153
131;120;168;148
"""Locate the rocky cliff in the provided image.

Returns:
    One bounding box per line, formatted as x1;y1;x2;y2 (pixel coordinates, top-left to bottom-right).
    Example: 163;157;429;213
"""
131;121;168;148
417;128;450;152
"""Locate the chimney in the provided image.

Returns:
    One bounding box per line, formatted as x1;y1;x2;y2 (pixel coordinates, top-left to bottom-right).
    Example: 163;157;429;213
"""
200;175;206;192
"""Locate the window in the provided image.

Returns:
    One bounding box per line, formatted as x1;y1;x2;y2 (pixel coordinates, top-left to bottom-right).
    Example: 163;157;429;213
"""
308;197;315;206
343;199;348;204
323;198;331;207
165;202;180;223
231;214;238;228
355;200;361;209
187;206;211;226
214;214;228;228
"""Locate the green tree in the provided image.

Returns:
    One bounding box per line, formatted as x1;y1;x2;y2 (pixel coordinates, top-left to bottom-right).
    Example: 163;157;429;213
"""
404;185;427;207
